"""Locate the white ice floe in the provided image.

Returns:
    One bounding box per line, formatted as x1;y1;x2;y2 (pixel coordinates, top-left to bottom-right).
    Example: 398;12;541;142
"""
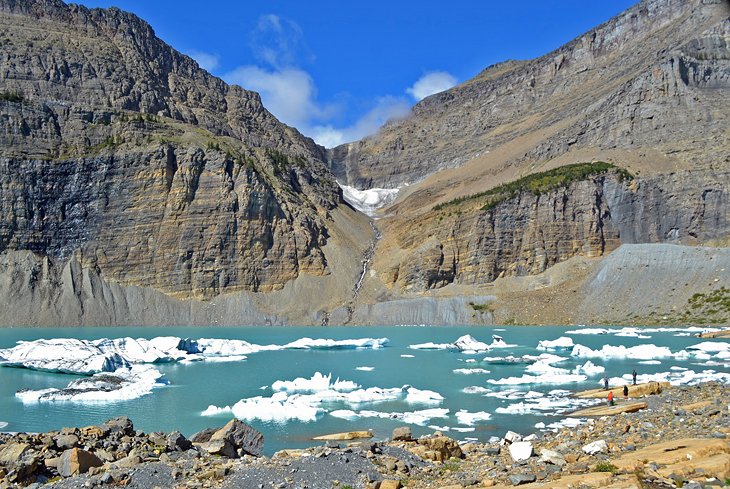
0;336;389;376
401;354;415;358
455;410;492;425
463;386;491;394
0;422;7;430
453;427;476;433
410;334;513;353
574;361;605;376
405;387;444;405
204;373;444;424
356;366;375;371
571;343;673;360
483;355;541;364
567;326;725;337
16;365;166;403
639;360;662;365
339;184;400;216
565;328;610;335
537;337;574;351
272;372;359;393
330;408;449;426
453;368;491;375
687;342;730;354
611;368;730;387
488;372;587;385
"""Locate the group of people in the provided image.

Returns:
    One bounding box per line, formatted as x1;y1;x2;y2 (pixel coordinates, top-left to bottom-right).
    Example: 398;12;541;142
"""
603;369;638;406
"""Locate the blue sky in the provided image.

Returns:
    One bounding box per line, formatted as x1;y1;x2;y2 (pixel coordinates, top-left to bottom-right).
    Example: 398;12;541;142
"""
78;1;637;147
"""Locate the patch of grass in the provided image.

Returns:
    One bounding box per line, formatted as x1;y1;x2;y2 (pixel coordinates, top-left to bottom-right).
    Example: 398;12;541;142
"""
432;162;632;212
594;462;618;473
469;302;495;313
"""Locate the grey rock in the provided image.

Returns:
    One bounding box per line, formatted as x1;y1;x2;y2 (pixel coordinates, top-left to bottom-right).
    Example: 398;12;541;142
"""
210;419;264;457
392;427;413;442
508;473;537;486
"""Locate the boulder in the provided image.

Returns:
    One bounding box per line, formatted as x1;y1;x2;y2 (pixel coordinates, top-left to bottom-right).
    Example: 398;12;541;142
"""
210;419;264;457
582;440;608;455
103;417;134;436
54;434;79;450
508;441;533;462
58;448;103;477
411;436;464;462
0;443;40;482
167;431;193;451
508;474;537;485
539;448;566;467
198;438;237;458
190;428;217;443
379;480;402;489
392;426;413;441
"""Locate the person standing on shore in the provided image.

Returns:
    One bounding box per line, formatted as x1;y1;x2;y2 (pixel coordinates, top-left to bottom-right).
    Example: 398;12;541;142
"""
623;385;629;399
608;390;614;406
632;369;637;385
603;375;609;390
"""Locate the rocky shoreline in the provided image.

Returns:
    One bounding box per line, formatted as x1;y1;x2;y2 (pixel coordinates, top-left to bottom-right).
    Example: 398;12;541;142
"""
1;382;729;488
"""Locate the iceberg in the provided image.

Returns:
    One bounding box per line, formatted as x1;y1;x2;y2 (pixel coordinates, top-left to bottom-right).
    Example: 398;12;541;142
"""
272;372;359;393
453;368;491;375
571;343;673;360
687;341;730;354
455;410;492;425
16;365;166;402
410;334;511;353
356;366;375;371
0;338;129;375
537;337;574;351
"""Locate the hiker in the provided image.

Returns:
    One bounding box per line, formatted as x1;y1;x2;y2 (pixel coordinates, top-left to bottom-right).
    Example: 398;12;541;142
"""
623;385;629;399
632;369;637;385
607;390;614;406
603;375;609;390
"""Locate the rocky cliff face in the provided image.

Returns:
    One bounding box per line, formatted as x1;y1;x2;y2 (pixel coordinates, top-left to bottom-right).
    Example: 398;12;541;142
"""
377;170;730;292
329;0;730;189
0;0;361;301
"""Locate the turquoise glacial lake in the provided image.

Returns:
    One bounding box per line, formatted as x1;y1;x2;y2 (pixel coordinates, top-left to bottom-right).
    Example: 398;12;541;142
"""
0;326;728;455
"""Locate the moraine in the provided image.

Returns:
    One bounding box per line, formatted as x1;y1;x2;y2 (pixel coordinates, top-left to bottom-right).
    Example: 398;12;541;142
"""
0;325;729;455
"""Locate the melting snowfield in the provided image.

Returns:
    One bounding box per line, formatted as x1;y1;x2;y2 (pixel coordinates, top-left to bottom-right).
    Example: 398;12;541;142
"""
339;184;400;216
1;326;729;451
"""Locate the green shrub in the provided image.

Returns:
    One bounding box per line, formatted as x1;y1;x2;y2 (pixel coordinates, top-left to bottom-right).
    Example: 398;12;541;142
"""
594;462;618;473
432;162;633;212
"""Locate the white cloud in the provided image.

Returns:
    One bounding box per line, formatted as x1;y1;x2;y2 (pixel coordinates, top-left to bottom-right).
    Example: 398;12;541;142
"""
224;66;338;130
406;71;458;101
188;50;220;73
310;96;411;148
250;14;312;69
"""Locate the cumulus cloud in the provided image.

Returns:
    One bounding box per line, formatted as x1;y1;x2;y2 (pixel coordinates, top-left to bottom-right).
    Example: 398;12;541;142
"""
224;66;337;129
188;50;220;73
406;71;458;101
250;14;313;69
310;96;411;148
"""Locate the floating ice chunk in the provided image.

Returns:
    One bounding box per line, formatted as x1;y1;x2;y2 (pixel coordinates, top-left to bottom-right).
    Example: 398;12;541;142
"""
463;386;491;394
341;408;449;426
537;337;574;351
401;354;415;358
272;372;359;393
455;410;492;425
453;368;491;375
565;328;610;335
0;422;7;430
453;427;476;433
488;372;587;385
283;337;388;350
230;392;325;423
534;422;546;429
16;365;165;402
0;338;129;375
687;342;730;353
409;342;453;350
356;366;375;371
201;405;232;416
339;184;399;216
454;335;491;352
483;355;541;364
405;387;444;405
639;360;662;365
329;410;360;420
571;343;673;360
574;361;605;376
429;425;450;432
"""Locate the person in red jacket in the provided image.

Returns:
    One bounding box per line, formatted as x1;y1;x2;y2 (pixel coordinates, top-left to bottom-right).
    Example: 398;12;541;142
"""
607;390;615;406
